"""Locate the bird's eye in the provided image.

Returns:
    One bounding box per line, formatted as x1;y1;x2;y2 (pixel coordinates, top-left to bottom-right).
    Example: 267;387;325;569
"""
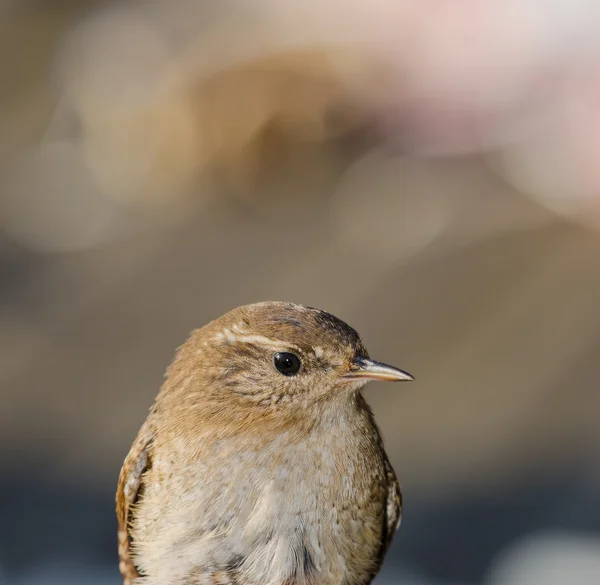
273;352;302;376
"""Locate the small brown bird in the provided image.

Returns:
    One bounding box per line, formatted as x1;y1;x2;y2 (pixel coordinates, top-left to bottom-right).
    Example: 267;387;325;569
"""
117;301;413;585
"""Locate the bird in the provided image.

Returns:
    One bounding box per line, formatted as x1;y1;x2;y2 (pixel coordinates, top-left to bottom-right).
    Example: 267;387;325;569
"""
116;301;414;585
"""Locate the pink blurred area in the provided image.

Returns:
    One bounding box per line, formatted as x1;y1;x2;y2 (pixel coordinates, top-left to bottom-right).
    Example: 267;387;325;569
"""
278;0;600;229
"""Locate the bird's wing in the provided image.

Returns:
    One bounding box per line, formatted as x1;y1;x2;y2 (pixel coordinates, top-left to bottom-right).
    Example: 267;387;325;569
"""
383;456;402;553
116;418;154;585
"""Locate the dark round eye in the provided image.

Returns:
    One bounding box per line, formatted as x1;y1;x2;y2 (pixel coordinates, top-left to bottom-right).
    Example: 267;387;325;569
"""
273;352;302;376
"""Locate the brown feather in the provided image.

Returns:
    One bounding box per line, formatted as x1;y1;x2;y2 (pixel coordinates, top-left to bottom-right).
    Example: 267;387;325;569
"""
116;417;154;585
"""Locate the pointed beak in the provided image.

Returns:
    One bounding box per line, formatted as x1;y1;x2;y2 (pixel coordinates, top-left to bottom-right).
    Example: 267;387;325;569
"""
343;356;414;382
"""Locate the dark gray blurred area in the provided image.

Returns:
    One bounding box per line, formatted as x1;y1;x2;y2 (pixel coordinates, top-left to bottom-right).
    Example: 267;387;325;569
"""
1;3;600;585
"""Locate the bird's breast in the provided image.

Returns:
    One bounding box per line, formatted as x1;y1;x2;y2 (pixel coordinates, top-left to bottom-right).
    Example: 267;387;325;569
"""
136;412;389;585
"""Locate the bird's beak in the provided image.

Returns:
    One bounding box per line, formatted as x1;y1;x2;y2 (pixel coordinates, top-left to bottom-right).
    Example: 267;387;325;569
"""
343;356;414;382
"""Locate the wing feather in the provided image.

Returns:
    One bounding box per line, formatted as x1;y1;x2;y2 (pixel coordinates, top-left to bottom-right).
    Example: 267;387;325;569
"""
383;456;402;553
116;418;154;585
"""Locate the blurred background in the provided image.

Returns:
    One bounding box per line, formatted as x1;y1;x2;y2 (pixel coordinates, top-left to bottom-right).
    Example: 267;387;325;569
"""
1;1;600;584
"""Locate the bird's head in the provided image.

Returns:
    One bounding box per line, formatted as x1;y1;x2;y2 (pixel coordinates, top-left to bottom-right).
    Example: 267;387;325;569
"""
160;302;412;415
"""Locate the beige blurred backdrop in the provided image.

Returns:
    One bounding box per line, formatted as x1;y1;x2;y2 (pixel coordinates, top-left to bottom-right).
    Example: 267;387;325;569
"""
1;2;599;585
